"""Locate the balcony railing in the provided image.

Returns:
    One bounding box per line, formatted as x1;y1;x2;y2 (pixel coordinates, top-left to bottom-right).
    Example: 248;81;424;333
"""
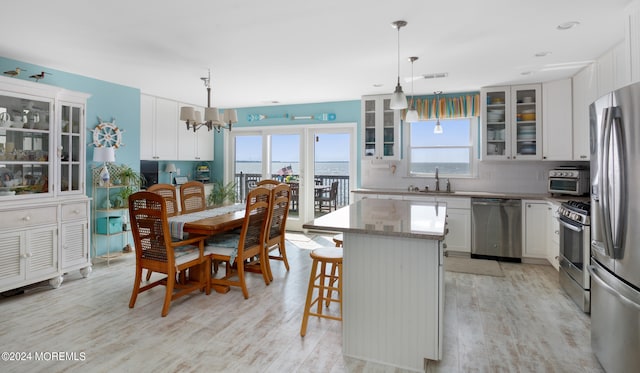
234;173;350;211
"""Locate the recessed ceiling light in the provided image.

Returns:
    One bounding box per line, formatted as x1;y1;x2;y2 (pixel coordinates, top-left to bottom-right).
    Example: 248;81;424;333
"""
535;51;551;57
557;21;580;30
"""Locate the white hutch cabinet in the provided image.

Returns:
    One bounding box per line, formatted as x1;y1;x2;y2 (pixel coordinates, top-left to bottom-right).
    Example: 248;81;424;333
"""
0;76;91;294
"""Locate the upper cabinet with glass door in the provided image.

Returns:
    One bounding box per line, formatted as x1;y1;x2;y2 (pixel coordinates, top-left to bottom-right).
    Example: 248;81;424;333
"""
0;91;53;198
481;84;542;160
59;102;85;194
361;95;400;160
0;76;89;200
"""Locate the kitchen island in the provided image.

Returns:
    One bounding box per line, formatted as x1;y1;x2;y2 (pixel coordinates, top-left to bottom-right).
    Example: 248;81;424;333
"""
303;198;447;372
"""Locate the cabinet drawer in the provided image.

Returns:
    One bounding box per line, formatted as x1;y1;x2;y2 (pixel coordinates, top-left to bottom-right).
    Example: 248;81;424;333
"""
62;202;88;220
2;206;57;230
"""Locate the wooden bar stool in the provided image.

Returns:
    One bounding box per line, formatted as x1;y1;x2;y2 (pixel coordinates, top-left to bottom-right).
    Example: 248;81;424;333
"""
300;247;343;337
332;233;343;247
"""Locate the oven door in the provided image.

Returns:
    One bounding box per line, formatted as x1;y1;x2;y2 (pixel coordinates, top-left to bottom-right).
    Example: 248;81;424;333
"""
558;215;590;289
548;177;579;195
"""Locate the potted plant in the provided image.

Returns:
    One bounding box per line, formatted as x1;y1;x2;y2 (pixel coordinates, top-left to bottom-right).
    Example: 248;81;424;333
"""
207;180;238;206
116;164;144;187
113;165;144;207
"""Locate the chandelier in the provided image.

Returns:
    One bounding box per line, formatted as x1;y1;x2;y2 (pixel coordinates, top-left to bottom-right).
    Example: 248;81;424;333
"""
179;69;238;132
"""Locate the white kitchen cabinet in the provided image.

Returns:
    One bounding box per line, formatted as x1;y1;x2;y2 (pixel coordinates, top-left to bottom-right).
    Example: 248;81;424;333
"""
596;42;630;97
177;104;214;161
481;84;542;160
626;0;640;83
437;197;471;253
523;200;548;259
572;65;597;161
403;194;471;253
542;79;573;161
361;95;400;160
140;94;178;160
547;201;561;270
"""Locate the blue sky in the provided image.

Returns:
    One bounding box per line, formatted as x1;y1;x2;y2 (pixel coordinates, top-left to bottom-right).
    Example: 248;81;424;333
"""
236;133;350;162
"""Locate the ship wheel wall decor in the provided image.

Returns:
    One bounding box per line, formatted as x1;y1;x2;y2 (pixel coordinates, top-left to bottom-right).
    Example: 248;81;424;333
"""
91;118;124;148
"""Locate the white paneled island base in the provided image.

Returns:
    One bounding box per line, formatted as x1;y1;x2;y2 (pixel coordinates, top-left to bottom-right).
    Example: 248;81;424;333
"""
303;199;446;372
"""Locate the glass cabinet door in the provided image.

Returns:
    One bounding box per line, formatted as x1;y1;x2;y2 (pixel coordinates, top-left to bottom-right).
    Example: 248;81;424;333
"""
0;93;52;197
361;96;399;159
59;103;84;194
363;98;376;157
382;98;395;157
483;87;509;158
512;86;541;159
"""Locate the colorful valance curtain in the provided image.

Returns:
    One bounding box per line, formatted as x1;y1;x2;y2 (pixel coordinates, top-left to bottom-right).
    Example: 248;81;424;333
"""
405;92;480;120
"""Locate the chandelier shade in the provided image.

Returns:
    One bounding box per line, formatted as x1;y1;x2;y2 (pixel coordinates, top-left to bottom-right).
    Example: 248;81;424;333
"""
180;69;235;132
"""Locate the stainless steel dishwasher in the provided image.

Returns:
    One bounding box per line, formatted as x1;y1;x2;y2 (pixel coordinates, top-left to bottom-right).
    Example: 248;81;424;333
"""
471;198;522;262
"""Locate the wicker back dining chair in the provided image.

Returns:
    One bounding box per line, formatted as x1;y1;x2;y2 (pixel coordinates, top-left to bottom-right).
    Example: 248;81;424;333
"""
128;191;208;317
264;183;291;281
147;183;179;217
205;186;272;298
144;183;180;281
257;179;280;187
180;181;207;213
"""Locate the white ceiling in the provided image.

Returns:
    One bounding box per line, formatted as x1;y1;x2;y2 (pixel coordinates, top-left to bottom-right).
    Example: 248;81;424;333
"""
0;0;633;108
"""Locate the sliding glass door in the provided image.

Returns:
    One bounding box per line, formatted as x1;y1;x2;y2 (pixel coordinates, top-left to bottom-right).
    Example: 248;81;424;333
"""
228;123;356;231
313;131;351;217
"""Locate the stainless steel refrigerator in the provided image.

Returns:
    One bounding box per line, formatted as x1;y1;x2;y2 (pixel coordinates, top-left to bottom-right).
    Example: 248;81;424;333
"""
589;82;640;373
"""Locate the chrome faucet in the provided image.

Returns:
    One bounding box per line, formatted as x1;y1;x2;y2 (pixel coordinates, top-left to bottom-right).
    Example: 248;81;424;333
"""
434;167;440;191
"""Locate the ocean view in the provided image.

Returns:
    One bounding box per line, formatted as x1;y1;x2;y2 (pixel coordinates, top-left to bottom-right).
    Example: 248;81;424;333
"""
235;161;469;176
235;161;349;176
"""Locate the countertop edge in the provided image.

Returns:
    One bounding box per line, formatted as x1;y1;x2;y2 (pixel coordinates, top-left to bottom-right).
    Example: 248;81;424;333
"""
302;223;445;241
352;188;581;202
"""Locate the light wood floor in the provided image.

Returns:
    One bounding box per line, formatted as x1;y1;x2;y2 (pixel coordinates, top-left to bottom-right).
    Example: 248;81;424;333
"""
0;235;603;373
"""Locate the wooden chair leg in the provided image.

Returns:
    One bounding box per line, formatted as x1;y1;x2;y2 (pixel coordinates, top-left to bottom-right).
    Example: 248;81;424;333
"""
161;270;175;317
205;257;212;295
238;263;249;299
129;266;143;308
300;258;319;337
326;262;337;307
264;247;274;283
279;238;290;271
317;261;329;315
145;270;153;281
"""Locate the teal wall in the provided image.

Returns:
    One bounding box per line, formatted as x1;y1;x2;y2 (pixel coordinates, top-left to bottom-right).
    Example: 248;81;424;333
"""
213;101;361;182
1;57;362;190
1;56;362;254
0;57;141;199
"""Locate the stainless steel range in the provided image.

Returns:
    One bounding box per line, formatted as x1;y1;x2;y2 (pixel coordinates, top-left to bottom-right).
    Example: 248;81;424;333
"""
557;200;591;313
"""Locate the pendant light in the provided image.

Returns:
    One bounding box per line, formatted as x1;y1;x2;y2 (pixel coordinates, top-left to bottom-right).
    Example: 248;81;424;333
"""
405;56;419;122
390;20;408;110
434;91;444;134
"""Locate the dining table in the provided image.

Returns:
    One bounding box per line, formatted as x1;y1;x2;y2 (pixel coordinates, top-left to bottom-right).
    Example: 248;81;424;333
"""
168;203;246;293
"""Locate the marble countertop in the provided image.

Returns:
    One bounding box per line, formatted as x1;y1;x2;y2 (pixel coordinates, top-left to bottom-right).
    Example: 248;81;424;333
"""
352;188;585;202
303;198;446;240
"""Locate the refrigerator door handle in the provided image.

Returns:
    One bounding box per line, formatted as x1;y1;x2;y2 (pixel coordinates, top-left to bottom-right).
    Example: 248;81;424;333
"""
599;107;619;258
588;265;640;311
611;110;626;254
